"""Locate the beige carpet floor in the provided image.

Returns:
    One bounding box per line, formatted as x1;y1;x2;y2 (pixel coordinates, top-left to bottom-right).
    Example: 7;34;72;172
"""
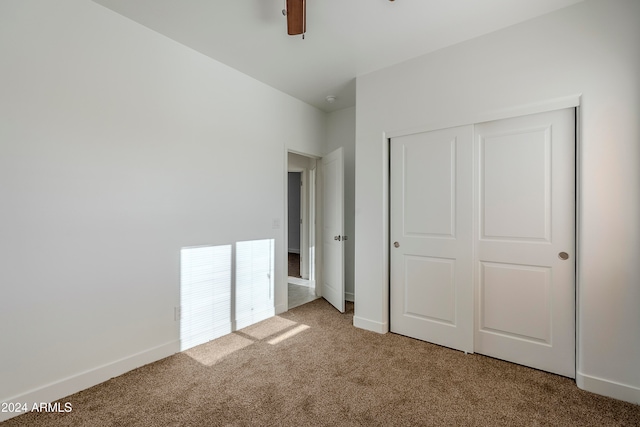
3;299;639;426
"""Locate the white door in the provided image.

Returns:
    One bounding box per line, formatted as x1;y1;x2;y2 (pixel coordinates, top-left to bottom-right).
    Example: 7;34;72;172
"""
322;147;345;312
474;109;575;378
390;126;474;352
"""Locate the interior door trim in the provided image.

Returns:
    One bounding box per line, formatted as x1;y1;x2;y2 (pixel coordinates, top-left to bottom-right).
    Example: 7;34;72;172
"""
385;94;581;140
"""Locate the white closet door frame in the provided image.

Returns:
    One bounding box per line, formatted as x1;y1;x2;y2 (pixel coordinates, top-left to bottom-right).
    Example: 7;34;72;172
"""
386;96;581;375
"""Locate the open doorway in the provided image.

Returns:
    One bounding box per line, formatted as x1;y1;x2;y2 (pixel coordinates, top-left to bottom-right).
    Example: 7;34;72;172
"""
287;152;318;309
288;171;302;278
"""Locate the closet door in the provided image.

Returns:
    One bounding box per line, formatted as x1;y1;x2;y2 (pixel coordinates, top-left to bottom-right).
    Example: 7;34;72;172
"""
390;126;474;353
474;109;575;378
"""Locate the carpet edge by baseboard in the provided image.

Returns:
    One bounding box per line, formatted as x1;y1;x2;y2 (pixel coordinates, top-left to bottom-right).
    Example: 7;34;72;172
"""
0;340;179;422
576;370;640;405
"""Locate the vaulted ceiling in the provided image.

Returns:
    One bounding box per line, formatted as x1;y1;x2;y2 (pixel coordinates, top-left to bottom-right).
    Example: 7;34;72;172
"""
92;0;583;112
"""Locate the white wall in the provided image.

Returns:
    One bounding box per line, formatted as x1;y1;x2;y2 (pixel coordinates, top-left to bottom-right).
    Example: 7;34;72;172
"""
354;0;640;404
326;107;356;301
288;152;315;171
0;0;325;419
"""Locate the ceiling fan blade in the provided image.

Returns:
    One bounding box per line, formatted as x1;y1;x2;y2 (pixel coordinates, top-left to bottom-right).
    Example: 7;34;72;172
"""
286;0;306;36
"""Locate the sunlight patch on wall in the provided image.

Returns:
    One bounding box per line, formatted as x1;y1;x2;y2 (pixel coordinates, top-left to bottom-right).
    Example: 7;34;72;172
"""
180;245;232;351
180;239;275;352
235;239;275;330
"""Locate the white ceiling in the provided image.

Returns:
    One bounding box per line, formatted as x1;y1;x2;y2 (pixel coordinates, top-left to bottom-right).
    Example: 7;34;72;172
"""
92;0;583;112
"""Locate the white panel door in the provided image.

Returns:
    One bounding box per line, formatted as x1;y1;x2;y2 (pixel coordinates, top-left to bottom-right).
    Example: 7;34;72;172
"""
474;108;575;378
322;147;345;313
390;126;474;353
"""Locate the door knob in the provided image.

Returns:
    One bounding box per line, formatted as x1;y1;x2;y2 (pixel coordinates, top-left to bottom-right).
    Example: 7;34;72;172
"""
394;241;400;248
558;252;569;260
334;235;342;241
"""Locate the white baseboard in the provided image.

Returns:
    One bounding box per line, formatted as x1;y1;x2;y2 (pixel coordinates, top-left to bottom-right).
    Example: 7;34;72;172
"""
0;341;179;422
576;371;640;405
353;315;388;334
345;292;354;302
275;302;288;315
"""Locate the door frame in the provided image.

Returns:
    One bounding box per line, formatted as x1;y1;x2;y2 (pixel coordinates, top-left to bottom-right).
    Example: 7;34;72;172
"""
385;95;582;370
287;170;306;277
282;150;323;314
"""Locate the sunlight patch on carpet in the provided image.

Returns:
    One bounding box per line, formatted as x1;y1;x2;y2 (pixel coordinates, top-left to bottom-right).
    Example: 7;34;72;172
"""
240;316;298;340
267;324;310;345
183;315;312;365
184;333;254;366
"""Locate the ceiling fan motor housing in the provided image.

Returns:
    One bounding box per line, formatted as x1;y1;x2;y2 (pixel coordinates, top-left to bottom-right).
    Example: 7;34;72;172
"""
286;0;306;36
